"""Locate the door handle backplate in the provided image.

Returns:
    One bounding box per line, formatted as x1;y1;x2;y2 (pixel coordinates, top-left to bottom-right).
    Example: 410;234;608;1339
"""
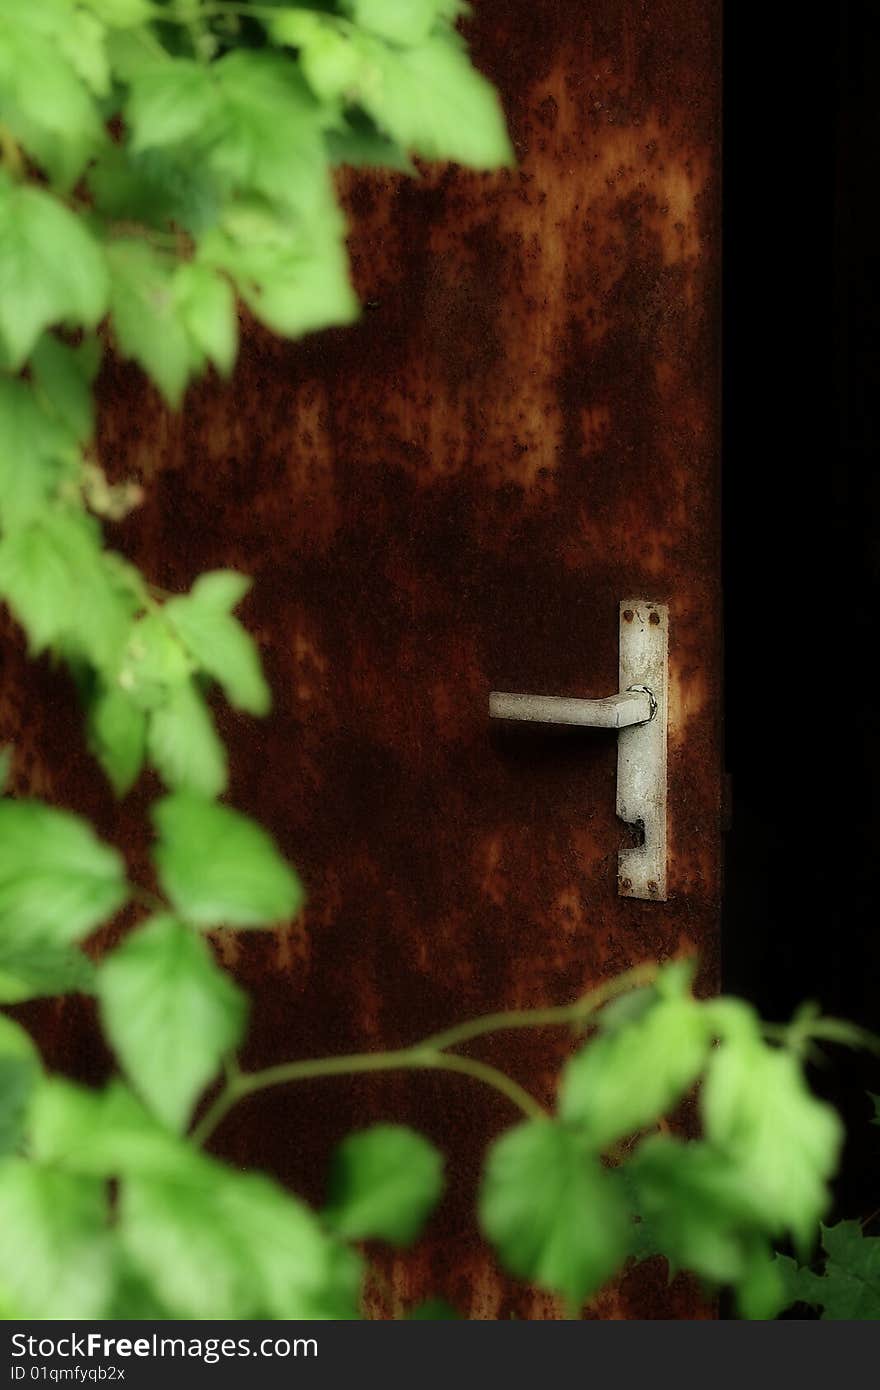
489;600;668;901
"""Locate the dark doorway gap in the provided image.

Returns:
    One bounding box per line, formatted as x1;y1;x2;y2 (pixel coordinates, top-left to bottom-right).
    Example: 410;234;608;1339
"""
723;0;880;1226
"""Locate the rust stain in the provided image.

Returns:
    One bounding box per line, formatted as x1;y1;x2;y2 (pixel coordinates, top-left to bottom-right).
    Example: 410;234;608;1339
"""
2;0;721;1319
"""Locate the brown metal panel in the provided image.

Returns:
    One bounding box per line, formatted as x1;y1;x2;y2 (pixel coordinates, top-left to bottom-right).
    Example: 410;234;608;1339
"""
3;0;721;1318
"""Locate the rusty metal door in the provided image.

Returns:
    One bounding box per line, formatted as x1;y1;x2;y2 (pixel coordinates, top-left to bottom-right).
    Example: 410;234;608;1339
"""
15;0;721;1320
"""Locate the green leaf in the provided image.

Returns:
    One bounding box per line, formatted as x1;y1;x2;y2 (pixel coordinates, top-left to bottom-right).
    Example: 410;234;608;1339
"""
626;1136;765;1286
126;59;219;154
174;263;239;378
0;1014;39;1154
269;12;366;101
735;1243;790;1320
479;1120;630;1305
147;681;228;798
30;333;97;443
88;684;148;796
152;792;304;929
365;31;513;167
107;240;198;407
559;994;711;1147
29;1078;192;1181
201;189;359;340
326;1124;444;1245
869;1092;880;1125
185;570;251;610
0;1159;112;1318
121;1158;359;1319
61;10;111;98
207;51;330;218
88;143;222;235
0;181;108;367
0;799;128;947
341;0;467;47
0;938;95;1005
0;376;73;530
0;10;105;187
326;117;413;172
83;0;154;26
0;515;84;654
776;1222;880;1320
0;510;140;670
117;612;193;712
98;915;247;1132
164;570;270;716
702;1032;843;1249
278;20;512;169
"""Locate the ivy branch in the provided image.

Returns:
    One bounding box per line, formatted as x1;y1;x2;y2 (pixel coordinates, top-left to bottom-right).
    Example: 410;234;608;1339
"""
191;962;663;1144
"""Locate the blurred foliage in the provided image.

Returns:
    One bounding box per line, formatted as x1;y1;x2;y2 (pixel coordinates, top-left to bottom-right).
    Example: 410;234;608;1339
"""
0;0;871;1322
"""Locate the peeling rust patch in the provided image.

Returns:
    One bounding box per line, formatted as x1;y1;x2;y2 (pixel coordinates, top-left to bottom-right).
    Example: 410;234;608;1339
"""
2;0;721;1319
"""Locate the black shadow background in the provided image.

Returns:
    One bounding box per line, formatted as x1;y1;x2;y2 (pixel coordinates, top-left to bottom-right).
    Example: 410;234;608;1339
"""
723;0;879;1230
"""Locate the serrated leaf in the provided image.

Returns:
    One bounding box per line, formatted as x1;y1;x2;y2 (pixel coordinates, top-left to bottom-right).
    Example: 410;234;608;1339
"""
735;1243;790;1320
812;1222;880;1319
164;573;270;716
341;0;466;47
0;1014;39;1154
107;240;197;407
702;1033;842;1249
98;915;247;1132
83;0;154;26
117;612;193;712
126;59;219;153
0;799;128;947
201;191;358;340
174;263;239;377
0;938;95;1005
326;118;413;172
61;11;111;97
30;333;97;443
269;12;365;101
479;1120;630;1305
279;20;511;169
0;1159;112;1318
147;681;228;798
626;1136;764;1286
365;31;513;167
152;792;304;929
0;11;105;187
0;510;140;670
0;181;107;366
0;517;80;654
326;1124;444;1245
29;1079;193;1181
0;377;73;531
88;144;222;235
560;995;711;1147
207;51;330;218
121;1158;358;1319
88;684;147;796
776;1222;880;1320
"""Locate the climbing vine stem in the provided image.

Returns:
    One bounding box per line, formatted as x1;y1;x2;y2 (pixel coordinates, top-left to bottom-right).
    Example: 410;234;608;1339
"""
190;963;661;1147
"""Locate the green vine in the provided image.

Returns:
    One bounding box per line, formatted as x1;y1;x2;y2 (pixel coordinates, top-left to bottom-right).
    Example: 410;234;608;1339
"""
0;0;875;1322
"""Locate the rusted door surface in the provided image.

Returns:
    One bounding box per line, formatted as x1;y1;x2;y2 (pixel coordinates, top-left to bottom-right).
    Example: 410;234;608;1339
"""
12;0;721;1319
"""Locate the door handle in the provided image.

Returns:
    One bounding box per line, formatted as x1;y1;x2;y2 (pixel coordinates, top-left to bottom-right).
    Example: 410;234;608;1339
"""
489;600;668;902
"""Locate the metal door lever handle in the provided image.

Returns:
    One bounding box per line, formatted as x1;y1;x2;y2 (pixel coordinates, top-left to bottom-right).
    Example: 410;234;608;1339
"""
489;687;656;730
488;601;668;902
